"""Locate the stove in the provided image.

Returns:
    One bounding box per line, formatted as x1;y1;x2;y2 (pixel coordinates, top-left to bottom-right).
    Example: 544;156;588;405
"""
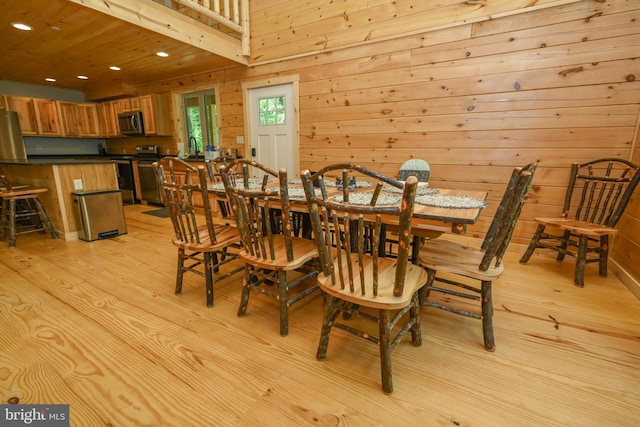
135;144;161;161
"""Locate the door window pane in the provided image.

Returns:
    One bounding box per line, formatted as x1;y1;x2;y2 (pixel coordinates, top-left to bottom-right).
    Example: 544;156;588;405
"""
258;96;286;125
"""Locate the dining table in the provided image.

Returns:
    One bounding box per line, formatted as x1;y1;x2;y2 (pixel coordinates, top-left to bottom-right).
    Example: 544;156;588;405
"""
207;176;488;259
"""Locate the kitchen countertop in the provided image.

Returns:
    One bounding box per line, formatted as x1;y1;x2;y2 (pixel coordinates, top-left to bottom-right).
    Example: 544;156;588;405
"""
0;158;117;166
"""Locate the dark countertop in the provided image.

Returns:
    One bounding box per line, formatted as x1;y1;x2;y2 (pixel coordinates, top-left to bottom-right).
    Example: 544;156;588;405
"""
0;157;116;166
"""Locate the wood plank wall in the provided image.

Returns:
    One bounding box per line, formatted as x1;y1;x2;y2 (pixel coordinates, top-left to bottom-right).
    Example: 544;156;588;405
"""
136;0;640;286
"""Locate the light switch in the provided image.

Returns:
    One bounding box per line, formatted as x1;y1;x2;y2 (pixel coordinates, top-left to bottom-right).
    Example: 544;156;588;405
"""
236;136;245;144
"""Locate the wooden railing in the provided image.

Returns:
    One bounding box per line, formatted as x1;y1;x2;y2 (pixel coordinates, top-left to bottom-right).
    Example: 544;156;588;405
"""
154;0;250;56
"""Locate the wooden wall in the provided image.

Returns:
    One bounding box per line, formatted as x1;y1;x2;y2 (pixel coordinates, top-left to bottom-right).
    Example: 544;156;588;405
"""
138;0;640;287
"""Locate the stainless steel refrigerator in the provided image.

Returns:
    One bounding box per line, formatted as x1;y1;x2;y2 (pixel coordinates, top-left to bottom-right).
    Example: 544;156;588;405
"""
0;110;27;160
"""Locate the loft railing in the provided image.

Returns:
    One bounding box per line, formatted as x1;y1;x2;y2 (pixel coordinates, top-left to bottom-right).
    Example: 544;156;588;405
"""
154;0;250;56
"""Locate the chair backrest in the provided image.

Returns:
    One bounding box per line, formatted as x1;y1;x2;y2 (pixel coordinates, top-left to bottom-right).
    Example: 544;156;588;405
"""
204;156;241;222
302;164;419;298
562;158;640;228
0;174;13;192
153;157;218;245
397;159;430;182
480;162;538;270
220;159;297;262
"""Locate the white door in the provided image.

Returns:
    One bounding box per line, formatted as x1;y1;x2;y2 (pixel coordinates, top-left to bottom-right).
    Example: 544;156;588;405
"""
248;83;296;176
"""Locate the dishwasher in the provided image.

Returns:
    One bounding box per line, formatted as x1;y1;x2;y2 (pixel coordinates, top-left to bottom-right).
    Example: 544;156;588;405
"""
135;145;163;205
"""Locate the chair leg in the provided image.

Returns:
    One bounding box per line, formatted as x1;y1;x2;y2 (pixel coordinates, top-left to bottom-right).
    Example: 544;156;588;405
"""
278;269;289;336
8;199;17;247
599;235;609;277
556;229;572;261
204;252;214;307
237;265;253;317
574;235;588;287
32;196;58;239
409;291;422;346
481;280;495;352
0;199;8;242
520;224;545;264
316;294;339;360
175;248;185;295
378;309;393;393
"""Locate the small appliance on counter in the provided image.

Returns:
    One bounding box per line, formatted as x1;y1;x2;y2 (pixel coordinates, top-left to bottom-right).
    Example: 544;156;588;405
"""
0;111;27;160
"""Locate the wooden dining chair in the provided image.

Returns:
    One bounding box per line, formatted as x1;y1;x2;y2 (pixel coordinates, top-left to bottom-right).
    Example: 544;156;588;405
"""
0;173;58;247
301;164;428;393
520;158;640;287
153;157;243;307
219;159;320;336
204;156;239;224
418;162;537;351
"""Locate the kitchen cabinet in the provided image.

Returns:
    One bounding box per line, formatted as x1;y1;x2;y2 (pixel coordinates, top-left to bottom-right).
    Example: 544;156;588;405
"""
8;96;39;135
77;103;101;137
140;94;171;136
33;98;63;136
97;100;119;137
0;95;7;110
57;101;81;137
117;97;140;114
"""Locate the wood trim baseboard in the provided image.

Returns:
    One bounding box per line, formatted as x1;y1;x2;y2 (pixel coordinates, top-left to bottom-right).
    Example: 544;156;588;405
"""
610;259;640;301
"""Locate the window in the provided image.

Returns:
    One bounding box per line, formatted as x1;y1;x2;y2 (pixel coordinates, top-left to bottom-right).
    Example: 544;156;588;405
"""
258;96;286;125
183;89;219;154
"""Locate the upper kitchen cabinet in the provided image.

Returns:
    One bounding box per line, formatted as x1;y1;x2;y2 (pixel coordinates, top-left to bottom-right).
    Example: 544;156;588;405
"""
33;98;63;136
56;101;81;137
140;94;171;136
77;103;101;137
97;100;119;137
8;96;39;135
117;97;141;114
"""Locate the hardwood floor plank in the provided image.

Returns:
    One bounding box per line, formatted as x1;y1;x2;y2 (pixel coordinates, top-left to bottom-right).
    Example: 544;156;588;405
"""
1;204;639;426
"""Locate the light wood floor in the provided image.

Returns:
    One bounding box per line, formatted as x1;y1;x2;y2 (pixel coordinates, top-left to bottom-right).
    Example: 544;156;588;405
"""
1;204;639;426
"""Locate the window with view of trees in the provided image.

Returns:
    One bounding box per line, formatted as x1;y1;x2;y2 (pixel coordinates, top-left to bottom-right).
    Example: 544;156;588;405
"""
258;96;286;125
183;89;219;154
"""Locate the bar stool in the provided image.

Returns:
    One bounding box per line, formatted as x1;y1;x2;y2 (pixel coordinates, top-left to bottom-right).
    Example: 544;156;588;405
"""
0;174;58;247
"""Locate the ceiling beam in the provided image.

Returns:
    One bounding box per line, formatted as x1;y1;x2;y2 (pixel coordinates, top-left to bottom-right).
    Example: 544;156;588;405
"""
69;0;248;66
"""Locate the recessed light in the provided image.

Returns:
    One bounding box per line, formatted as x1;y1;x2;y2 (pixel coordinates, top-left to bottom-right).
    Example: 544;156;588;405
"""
12;23;32;31
156;51;169;57
77;75;88;80
109;66;121;71
45;78;56;82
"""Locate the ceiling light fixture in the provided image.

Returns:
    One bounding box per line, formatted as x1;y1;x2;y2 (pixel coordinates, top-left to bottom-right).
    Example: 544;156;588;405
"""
77;75;89;80
109;66;121;71
45;78;56;82
156;51;169;57
12;23;32;31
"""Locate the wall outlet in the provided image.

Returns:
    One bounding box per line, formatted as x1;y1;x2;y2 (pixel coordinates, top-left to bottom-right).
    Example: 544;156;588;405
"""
236;136;245;144
73;179;83;190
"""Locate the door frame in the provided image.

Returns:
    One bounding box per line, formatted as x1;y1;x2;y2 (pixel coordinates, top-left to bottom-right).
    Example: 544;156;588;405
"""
241;75;300;176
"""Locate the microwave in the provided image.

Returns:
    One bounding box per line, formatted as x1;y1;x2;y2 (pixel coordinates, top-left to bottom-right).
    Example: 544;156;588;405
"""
118;111;144;135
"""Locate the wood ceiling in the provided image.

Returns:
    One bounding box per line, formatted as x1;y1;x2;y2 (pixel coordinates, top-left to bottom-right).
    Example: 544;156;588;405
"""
0;0;244;100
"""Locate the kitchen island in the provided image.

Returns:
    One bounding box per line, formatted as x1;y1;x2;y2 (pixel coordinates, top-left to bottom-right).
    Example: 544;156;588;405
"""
0;158;119;241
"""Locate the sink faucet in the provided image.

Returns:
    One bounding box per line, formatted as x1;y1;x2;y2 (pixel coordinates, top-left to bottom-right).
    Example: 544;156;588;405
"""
189;136;199;159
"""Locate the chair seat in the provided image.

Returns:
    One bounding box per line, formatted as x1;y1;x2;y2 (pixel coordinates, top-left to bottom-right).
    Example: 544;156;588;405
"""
419;238;504;281
533;217;618;237
318;255;427;310
172;224;240;251
239;234;318;270
0;186;49;198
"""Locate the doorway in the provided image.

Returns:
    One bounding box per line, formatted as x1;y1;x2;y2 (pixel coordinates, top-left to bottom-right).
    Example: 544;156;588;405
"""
244;78;299;177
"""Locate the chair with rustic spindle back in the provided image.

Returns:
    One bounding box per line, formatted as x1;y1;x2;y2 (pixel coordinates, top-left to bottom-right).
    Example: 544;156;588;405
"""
204;155;240;225
301;164;428;393
153;157;243;307
520;158;640;287
418;162;537;351
220;159;320;336
0;173;58;247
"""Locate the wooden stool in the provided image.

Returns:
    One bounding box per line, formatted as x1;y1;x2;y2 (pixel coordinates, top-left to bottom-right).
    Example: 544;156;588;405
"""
0;175;58;247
